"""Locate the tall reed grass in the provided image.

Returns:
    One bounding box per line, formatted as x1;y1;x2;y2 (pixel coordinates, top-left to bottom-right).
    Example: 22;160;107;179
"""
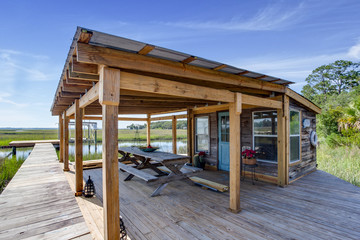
317;143;360;187
0;155;26;193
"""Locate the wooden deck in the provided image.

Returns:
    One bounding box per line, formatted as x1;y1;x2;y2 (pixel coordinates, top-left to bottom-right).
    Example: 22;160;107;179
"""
84;166;360;240
0;143;91;239
9;140;60;147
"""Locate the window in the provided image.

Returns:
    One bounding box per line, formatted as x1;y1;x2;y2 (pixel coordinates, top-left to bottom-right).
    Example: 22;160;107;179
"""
290;110;300;162
195;116;209;152
253;111;277;162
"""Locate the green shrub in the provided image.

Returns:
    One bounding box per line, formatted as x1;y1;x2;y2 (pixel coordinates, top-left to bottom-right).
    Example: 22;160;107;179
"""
0;155;26;193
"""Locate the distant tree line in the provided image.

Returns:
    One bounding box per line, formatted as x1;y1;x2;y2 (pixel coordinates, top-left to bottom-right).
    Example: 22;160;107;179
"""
126;120;187;130
301;60;360;147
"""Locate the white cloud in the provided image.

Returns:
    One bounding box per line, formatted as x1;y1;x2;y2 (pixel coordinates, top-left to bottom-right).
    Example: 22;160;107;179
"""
159;2;305;31
0;93;28;107
347;41;360;59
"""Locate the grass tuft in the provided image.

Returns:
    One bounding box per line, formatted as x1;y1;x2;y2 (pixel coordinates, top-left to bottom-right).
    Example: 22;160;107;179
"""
0;155;26;193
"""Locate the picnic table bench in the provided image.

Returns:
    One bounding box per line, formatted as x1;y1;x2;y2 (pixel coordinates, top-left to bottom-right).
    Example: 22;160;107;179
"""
118;147;202;196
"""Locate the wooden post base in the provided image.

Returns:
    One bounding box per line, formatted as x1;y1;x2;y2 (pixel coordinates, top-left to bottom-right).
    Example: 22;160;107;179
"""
75;191;83;196
63;168;70;172
229;208;242;213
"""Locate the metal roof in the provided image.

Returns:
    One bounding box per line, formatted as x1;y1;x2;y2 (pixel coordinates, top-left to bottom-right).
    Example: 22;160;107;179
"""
84;27;294;86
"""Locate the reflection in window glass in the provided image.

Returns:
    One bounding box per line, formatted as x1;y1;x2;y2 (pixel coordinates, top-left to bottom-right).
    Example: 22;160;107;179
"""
253;111;277;135
253;111;277;162
290;111;300;135
220;115;229;142
196;116;209;152
254;137;277;161
290;136;300;161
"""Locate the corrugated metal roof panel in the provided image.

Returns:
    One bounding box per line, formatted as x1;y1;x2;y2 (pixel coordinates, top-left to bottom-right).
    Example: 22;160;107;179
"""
148;47;190;62
80;28;294;85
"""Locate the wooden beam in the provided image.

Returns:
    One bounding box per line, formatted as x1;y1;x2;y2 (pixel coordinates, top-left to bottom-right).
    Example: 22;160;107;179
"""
237;71;249;75
99;65;120;106
242;94;282;109
138;44;155;55
77;43;285;93
59;115;64;163
284;95;290;186
74;99;83;196
285;88;321;114
100;66;120;240
147;114;151;146
235;93;242;115
80;82;100;108
193;104;229;115
150;114;187;121
212;64;227;71
72;56;98;75
69;65;99;81
63;112;70;171
78;29;93;43
181;56;196;64
187;108;193;159
172;116;177;154
277;105;286;187
120;72;235;103
255;75;267;79
229;102;241;213
69;116;147;121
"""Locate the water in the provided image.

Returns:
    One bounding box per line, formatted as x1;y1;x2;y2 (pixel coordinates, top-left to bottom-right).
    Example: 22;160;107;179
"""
68;140;187;156
0;140;187;162
0;147;33;160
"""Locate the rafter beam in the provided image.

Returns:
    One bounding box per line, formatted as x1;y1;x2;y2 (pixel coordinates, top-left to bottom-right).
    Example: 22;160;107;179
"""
138;44;155;55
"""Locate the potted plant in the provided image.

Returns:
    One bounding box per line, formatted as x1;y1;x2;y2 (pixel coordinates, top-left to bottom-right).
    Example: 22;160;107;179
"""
194;151;206;169
241;149;257;165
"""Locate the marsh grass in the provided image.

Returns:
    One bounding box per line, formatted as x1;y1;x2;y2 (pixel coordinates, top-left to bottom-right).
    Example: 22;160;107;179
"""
317;143;360;187
0;128;187;146
0;155;26;193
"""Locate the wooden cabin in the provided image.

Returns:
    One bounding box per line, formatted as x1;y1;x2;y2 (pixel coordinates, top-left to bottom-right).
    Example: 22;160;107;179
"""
51;27;321;240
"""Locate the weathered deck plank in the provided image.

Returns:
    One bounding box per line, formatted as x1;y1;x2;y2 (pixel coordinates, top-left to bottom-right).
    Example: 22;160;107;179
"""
83;167;360;240
0;143;91;240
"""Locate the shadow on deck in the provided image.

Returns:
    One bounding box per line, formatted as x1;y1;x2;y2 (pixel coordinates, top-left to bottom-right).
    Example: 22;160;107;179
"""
83;166;360;240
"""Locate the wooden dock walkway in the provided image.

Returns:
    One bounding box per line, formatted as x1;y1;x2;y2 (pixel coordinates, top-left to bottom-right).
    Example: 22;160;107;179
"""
9;140;60;147
0;143;91;239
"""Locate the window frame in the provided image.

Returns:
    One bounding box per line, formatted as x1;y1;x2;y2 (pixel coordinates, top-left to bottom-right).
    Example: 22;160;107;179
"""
195;115;210;153
289;109;301;163
252;110;278;164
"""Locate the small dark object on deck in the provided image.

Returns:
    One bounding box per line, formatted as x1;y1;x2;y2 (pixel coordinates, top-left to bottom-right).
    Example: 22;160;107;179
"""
84;176;95;197
120;216;127;240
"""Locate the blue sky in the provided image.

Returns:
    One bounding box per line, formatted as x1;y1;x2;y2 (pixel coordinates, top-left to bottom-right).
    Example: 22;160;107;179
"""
0;0;359;128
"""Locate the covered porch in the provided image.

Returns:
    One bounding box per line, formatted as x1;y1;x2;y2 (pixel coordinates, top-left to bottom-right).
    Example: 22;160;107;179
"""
52;27;320;239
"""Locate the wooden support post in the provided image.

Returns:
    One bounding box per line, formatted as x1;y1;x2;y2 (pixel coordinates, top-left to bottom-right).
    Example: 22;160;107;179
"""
187;108;193;160
99;65;120;240
59;114;64;163
277;95;289;187
63;112;70;171
172;116;177;154
147;114;151;146
229;99;241;213
75;99;83;196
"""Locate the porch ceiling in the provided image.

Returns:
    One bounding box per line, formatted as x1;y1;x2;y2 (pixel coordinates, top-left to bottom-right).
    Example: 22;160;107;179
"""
51;27;293;116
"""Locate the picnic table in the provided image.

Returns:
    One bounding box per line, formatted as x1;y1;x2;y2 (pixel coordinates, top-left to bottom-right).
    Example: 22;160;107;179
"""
118;147;202;197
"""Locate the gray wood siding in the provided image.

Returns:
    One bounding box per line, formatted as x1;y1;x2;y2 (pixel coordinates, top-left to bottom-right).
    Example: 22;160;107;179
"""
289;100;317;181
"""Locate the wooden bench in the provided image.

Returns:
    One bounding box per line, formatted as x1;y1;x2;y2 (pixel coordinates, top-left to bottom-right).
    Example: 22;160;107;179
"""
118;163;158;183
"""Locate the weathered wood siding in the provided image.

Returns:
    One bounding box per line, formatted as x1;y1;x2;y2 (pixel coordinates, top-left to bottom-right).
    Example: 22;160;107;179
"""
289;100;317;181
195;101;317;182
